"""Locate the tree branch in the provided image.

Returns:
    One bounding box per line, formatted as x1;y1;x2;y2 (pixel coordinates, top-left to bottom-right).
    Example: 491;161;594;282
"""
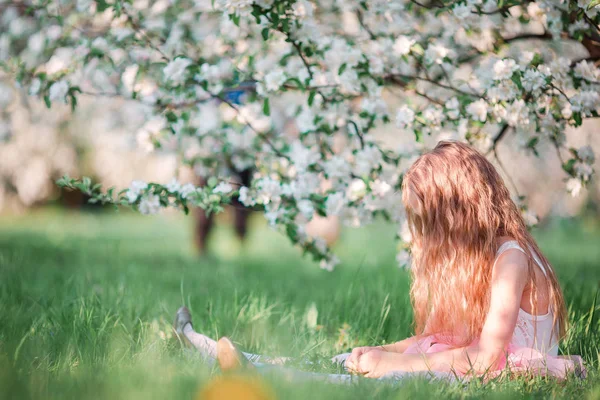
503;32;553;43
356;10;376;40
486;124;510;156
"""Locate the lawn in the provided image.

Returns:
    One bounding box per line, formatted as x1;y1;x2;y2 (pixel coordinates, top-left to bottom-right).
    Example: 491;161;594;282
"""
0;209;599;399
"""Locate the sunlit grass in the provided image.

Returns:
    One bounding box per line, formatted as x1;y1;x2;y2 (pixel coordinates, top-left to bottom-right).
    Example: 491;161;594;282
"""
0;209;598;399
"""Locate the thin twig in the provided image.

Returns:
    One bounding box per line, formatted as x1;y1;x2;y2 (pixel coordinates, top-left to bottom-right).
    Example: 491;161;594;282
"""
212;93;286;159
503;32;552;43
486;124;510;156
493;147;521;197
347;120;365;149
356;10;376;40
388;73;483;99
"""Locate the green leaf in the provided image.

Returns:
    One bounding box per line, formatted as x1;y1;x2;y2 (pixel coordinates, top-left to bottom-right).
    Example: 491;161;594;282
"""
165;111;178;123
414;129;423;143
250;6;262;23
261;27;269;41
338;63;347;76
95;0;110;12
271;11;280;25
56;176;69;187
510;73;523;91
526;137;539;156
562;159;576;175
43;95;51;109
588;0;600;10
69;93;77;112
573;112;583;126
231;12;240;27
207;177;218;188
263;98;270;116
308;90;316;107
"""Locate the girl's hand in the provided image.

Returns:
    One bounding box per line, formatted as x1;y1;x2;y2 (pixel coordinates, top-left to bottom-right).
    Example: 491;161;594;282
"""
345;346;377;374
355;349;387;378
346;346;385;375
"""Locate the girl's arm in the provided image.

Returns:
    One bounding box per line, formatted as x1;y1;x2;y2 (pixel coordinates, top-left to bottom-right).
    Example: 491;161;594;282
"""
346;335;422;368
379;335;423;353
351;249;529;377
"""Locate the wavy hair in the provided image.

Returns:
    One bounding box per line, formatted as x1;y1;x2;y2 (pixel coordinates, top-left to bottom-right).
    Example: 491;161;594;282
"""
402;141;566;346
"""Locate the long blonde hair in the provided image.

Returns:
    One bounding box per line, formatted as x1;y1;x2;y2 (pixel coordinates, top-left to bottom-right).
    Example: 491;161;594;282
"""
402;141;566;346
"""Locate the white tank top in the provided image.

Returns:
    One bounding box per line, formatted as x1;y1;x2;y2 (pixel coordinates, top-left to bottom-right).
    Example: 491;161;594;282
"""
495;241;559;356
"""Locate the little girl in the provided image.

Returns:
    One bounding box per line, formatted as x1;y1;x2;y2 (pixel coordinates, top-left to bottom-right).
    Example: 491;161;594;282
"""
173;141;584;381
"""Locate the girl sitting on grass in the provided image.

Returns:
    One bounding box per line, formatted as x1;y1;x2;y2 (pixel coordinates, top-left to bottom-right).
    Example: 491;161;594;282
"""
173;141;584;381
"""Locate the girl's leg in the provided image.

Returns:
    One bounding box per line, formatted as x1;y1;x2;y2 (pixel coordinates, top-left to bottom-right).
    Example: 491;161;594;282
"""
173;307;292;365
175;307;455;386
181;323;217;358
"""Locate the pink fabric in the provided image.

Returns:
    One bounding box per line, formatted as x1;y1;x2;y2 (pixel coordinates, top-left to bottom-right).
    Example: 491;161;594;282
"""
403;335;586;380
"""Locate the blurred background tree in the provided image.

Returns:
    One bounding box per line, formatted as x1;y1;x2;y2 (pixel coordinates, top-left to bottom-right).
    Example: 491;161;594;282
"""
0;0;599;267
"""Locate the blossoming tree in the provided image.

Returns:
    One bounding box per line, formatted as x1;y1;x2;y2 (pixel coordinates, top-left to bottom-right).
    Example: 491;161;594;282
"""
1;0;599;269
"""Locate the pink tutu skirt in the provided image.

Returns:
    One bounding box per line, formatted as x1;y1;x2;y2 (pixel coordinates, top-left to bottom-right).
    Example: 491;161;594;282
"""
403;335;586;380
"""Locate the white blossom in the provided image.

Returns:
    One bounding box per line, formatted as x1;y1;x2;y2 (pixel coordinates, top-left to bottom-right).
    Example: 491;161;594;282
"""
571;90;600;114
522;69;546;92
238;186;255;206
180;183;197;199
573;60;600;81
396;249;411;268
493;59;518;80
399;220;412;243
289;141;320;173
505;99;530;127
521;209;539;227
163;57;192;84
422;106;444;127
566;178;583;197
575;163;593;181
577;145;595;164
454;4;472;20
297;108;316;132
213;182;233;194
445;97;460;119
320;255;339;271
91;37;109;52
393;36;415;56
263;68;287;92
396;105;415;129
256;177;282;205
48;80;69;103
347;179;367;201
324;156;352;179
466;99;488;122
139;194;161;214
424;44;450;65
370;179;391;197
325;192;346;216
29;78;42;96
354;146;382;176
297;199;314;219
126;180;148;203
121;64;139;95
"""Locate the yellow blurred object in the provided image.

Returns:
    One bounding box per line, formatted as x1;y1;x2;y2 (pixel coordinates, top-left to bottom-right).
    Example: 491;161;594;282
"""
198;375;276;400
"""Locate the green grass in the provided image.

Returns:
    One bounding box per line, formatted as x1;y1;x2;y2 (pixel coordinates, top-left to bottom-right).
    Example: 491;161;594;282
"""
0;209;599;399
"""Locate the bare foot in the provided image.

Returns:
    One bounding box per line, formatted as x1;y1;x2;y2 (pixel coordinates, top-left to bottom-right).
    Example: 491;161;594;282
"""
217;337;256;372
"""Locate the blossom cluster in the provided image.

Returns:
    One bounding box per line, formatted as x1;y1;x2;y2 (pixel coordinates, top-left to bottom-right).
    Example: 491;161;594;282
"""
2;0;599;269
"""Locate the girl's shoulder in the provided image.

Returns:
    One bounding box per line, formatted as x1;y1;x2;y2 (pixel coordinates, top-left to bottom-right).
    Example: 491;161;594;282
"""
493;238;529;274
495;237;525;256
